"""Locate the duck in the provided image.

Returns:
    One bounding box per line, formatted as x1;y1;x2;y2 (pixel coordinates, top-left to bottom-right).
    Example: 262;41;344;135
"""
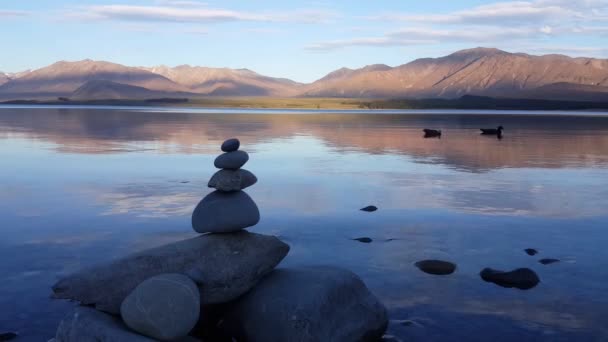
480;126;504;136
423;129;442;138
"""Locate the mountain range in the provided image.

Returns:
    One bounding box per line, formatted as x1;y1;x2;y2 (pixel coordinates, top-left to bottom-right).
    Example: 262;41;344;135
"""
1;47;608;102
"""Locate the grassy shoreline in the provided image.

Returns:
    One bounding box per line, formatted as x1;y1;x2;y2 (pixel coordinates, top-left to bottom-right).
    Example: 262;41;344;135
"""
2;95;608;110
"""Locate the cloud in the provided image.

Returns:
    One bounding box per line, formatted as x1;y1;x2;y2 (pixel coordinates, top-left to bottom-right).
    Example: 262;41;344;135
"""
0;9;28;17
305;37;436;51
370;0;608;25
155;0;208;7
306;26;548;51
66;4;336;24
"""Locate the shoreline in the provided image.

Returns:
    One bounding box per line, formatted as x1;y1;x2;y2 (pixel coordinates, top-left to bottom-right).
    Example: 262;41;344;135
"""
2;95;608;111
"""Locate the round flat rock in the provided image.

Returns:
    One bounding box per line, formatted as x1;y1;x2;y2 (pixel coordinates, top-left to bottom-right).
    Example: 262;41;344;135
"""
214;151;249;170
221;138;240;152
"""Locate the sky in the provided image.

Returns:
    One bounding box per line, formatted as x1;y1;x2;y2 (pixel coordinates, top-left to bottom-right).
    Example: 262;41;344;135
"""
1;0;608;82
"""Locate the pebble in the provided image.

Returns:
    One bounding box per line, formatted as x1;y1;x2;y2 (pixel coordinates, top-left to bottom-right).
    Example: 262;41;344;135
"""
353;237;373;243
192;190;260;233
221;138;240;152
524;248;538;256
414;260;457;275
360;205;378;212
214;151;249;170
0;332;18;341
208;169;257;192
539;258;560;265
480;267;540;290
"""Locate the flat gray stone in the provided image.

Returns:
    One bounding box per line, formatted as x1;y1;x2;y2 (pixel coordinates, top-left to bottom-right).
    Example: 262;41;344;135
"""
192;191;260;233
208;169;257;192
220;266;388;342
52;232;289;314
121;273;200;341
214;151;249;170
55;306;155;342
221;138;240;152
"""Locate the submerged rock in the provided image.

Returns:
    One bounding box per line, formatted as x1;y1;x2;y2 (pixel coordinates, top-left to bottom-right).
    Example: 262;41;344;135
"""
121;273;200;341
221;138;240;152
414;260;457;275
55;306;155;342
524;248;538;256
353;237;373;243
52;231;289;314
360;205;378;212
220;266;388;342
208;169;257;192
539;258;560;265
0;332;18;341
480;267;540;290
191;191;260;233
214;151;249;170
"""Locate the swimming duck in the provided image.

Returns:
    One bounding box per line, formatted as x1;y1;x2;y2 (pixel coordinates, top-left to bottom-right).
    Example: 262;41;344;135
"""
423;129;442;138
480;126;504;135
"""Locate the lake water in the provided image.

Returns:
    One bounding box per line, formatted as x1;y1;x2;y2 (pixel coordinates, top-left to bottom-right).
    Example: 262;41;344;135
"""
1;106;608;341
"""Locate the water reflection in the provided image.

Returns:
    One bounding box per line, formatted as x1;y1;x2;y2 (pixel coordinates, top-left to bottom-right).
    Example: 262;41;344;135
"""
1;108;608;170
1;107;608;341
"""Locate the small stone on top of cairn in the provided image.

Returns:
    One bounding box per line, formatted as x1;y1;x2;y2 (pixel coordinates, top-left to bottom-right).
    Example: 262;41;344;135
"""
192;138;260;233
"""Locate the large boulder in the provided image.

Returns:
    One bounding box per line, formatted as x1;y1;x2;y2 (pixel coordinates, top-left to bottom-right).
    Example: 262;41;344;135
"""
191;191;260;233
52;232;289;314
219;266;388;342
121;273;200;341
55;306;155;342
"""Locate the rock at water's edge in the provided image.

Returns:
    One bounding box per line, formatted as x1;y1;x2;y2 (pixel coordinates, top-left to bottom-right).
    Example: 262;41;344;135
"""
55;306;155;342
121;273;200;341
353;237;373;243
192;190;260;233
480;267;540;290
414;260;457;275
524;248;538;256
220;266;388;342
214;151;249;170
360;205;378;212
52;231;289;314
208;169;257;192
221;138;240;152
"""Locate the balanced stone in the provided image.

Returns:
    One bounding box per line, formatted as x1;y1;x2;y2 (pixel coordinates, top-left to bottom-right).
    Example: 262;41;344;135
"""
192;191;260;233
220;266;388;342
480;267;540;290
208;169;257;192
121;273;200;341
52;232;289;314
55;307;155;342
221;138;240;152
214;151;249;170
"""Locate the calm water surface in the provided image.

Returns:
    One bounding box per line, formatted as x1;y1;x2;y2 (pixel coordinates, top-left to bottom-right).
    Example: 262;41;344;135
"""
1;106;608;341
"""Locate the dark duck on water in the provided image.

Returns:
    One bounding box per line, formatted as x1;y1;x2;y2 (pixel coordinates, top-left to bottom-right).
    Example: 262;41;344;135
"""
480;126;504;135
423;129;442;138
480;126;504;138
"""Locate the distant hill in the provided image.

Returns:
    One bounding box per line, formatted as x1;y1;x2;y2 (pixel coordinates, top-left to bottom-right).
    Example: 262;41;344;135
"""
0;60;186;99
139;65;302;96
2;48;608;102
0;72;9;86
70;80;184;100
302;47;608;101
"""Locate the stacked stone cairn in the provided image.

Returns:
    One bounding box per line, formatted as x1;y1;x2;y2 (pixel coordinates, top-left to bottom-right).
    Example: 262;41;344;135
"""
49;138;388;342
